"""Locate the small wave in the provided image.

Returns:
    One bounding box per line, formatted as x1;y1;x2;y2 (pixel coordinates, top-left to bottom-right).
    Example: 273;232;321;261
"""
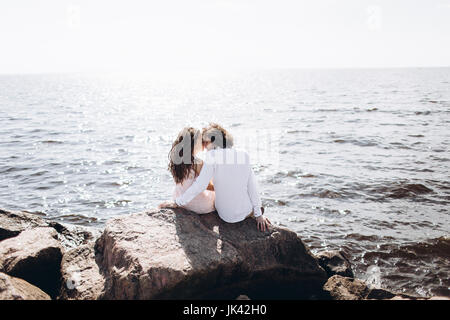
358;237;450;298
263;198;288;207
0;166;31;174
388;142;412;150
345;233;394;242
408;134;424;138
361;236;450;264
40;140;64;144
272;170;317;180
55;214;98;224
415;111;431;115
384;183;433;198
299;189;345;199
399;237;450;258
315;108;340;112
22;210;47;217
332;138;379;147
355;181;434;200
30;170;49;177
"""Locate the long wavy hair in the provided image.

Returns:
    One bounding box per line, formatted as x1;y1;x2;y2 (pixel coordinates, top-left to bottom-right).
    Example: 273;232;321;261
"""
168;127;201;184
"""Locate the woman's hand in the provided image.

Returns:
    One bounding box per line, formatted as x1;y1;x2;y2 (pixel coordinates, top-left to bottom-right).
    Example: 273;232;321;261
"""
255;215;271;232
158;201;179;209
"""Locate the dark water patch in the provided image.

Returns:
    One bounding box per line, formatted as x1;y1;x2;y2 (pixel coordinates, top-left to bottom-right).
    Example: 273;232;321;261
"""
30;170;49;177
0;166;31;174
397;237;450;258
8;117;31;121
389;166;434;173
428;155;449;162
293;180;438;201
49;180;66;186
389;142;411;149
408;134;424;138
415;111;431;115
35;185;51;190
356;237;450;297
332;138;379;147
22;210;47;217
363;182;433;199
368;219;398;230
344;233;395;242
379;123;407;126
40;140;64;144
50;214;98;225
0;140;23;145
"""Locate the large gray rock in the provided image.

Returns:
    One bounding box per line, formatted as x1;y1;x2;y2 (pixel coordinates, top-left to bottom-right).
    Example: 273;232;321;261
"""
0;227;63;298
323;275;370;300
0;272;51;300
323;275;421;300
95;208;327;299
0;208;99;250
0;209;48;241
316;250;354;278
59;243;105;300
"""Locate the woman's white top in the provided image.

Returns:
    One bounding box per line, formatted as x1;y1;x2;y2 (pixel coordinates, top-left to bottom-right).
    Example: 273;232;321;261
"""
175;148;263;223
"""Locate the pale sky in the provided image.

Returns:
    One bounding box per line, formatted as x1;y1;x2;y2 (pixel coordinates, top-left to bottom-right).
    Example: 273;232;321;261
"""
1;0;449;73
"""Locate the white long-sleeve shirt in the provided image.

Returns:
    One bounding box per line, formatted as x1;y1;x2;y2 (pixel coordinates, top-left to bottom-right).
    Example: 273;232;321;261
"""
174;148;263;223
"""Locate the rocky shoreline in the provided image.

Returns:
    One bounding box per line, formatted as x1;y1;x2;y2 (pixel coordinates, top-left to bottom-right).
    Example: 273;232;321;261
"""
0;208;446;300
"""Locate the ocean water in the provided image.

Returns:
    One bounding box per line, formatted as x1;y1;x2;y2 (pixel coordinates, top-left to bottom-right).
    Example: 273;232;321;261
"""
0;68;449;297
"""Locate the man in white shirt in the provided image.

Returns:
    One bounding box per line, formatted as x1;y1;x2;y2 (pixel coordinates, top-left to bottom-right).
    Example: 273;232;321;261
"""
161;123;271;232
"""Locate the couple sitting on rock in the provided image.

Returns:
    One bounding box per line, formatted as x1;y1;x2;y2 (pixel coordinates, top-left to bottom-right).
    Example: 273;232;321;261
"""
159;123;271;232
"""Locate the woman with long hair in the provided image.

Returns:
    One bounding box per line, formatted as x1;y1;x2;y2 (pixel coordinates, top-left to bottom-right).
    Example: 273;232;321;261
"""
166;127;215;214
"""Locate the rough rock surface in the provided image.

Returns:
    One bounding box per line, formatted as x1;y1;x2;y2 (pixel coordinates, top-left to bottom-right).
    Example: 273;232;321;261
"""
316;250;354;278
0;227;63;298
0;272;50;300
323;275;422;300
0;209;48;241
0;208;99;249
323;275;370;300
59;243;105;300
95;208;328;299
48;221;101;250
